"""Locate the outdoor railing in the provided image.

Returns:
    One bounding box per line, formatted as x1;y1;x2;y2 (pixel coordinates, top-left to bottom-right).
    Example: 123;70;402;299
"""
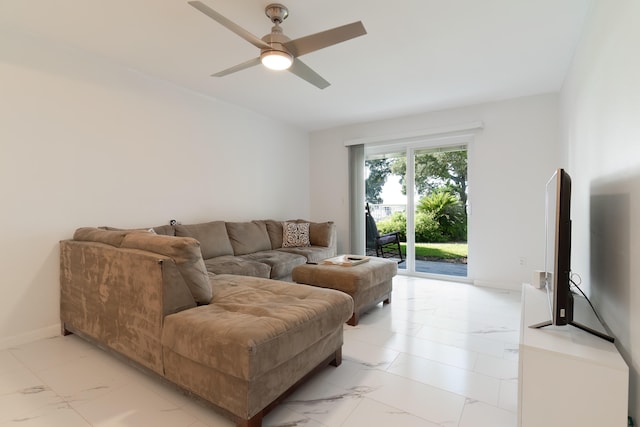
368;204;406;222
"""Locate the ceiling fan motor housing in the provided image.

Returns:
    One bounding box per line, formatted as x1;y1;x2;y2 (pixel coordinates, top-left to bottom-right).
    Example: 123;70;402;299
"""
261;24;292;60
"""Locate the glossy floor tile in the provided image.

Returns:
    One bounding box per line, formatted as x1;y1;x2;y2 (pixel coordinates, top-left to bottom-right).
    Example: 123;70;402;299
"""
1;275;521;426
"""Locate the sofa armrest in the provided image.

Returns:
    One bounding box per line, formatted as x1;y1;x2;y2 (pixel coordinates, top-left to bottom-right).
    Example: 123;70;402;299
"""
60;240;196;374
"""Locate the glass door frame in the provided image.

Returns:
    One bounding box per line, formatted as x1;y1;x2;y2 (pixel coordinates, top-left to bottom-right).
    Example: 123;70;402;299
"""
365;134;471;279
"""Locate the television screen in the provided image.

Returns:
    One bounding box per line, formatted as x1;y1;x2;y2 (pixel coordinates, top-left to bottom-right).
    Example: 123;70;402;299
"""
533;168;614;342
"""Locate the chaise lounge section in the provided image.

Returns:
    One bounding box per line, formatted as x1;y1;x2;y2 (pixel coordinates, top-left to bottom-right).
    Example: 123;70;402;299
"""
60;226;353;427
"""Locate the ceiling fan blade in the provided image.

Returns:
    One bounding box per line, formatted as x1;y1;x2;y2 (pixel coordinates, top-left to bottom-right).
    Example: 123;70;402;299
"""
284;21;366;57
188;1;271;50
212;57;261;77
288;58;330;89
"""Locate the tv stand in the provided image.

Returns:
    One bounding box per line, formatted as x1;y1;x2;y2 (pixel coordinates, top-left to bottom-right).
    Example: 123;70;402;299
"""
529;319;615;342
518;284;628;427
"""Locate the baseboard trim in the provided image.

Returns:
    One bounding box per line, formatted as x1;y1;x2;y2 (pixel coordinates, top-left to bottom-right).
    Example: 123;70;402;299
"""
473;279;522;291
0;323;60;349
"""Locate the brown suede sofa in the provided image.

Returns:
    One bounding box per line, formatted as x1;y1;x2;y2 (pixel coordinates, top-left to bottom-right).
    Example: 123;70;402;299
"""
60;224;353;427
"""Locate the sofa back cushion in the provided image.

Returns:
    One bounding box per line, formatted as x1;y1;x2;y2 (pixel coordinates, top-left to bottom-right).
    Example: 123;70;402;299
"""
309;221;335;247
120;233;212;304
98;225;175;236
152;225;176;236
264;220;284;249
175;221;234;259
74;227;136;247
225;221;272;255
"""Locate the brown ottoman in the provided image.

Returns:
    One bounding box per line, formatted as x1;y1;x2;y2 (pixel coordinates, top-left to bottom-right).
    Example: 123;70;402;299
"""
292;257;397;326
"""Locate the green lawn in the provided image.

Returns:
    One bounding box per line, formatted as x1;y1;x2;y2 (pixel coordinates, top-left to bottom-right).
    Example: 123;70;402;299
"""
400;242;468;260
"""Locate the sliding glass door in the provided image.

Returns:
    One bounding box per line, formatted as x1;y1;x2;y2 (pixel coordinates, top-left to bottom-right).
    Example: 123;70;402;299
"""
365;139;468;278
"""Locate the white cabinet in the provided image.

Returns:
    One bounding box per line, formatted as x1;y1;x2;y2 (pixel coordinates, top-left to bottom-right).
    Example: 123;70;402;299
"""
518;284;628;427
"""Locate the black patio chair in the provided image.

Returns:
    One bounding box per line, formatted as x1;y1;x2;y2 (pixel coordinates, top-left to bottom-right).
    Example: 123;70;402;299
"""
365;203;404;263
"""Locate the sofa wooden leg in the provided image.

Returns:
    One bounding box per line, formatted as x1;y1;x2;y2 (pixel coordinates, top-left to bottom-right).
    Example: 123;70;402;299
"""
347;312;359;326
237;411;263;427
330;348;342;367
383;294;391;304
61;323;73;336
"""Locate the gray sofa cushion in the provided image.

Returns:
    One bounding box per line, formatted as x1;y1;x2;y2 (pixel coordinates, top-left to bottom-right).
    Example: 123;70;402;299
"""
277;246;336;264
98;225;175;236
152;225;176;236
242;251;306;279
73;227;135;247
264;220;284;249
204;255;271;278
225;221;272;255
309;221;335;247
120;233;212;304
175;221;234;259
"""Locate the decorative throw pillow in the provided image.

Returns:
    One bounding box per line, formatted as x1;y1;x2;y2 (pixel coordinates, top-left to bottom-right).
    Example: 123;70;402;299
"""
282;222;311;247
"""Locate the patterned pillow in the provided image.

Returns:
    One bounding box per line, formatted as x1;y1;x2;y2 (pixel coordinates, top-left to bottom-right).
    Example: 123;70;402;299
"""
282;222;311;247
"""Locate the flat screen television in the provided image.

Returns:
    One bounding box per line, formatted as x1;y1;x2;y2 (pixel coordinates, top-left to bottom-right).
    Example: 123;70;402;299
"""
530;168;614;342
545;168;573;325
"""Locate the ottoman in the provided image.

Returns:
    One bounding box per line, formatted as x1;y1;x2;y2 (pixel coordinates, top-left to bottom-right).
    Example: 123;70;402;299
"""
292;257;398;326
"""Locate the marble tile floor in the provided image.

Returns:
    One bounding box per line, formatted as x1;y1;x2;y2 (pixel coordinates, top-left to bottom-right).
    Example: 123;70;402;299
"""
0;275;521;427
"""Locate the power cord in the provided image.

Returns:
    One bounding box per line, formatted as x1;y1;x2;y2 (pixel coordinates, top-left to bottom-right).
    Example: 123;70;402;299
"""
569;272;606;326
570;272;582;287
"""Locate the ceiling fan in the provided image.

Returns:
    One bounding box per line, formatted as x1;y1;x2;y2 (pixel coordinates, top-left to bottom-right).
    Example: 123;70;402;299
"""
188;1;367;89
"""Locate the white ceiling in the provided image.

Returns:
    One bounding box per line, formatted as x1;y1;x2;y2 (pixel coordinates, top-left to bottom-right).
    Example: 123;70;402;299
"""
1;0;590;132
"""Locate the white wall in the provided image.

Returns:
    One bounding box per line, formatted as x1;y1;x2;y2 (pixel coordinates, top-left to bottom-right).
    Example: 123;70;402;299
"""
0;29;310;347
560;0;640;419
310;93;560;289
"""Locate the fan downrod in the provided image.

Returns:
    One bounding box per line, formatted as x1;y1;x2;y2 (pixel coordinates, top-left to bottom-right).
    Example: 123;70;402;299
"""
265;4;289;24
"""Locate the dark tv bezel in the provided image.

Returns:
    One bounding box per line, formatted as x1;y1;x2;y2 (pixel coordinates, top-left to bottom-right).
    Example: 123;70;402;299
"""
551;168;573;326
531;168;614;342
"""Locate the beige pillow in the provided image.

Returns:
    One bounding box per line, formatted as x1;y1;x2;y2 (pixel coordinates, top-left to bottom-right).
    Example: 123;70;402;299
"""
282;222;310;247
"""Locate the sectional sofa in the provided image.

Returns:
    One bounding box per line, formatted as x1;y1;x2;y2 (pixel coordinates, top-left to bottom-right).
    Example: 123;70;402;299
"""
168;219;337;280
59;219;352;427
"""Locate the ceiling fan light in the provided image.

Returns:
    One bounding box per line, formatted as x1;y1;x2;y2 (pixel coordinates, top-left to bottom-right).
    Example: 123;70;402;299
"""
261;50;293;70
